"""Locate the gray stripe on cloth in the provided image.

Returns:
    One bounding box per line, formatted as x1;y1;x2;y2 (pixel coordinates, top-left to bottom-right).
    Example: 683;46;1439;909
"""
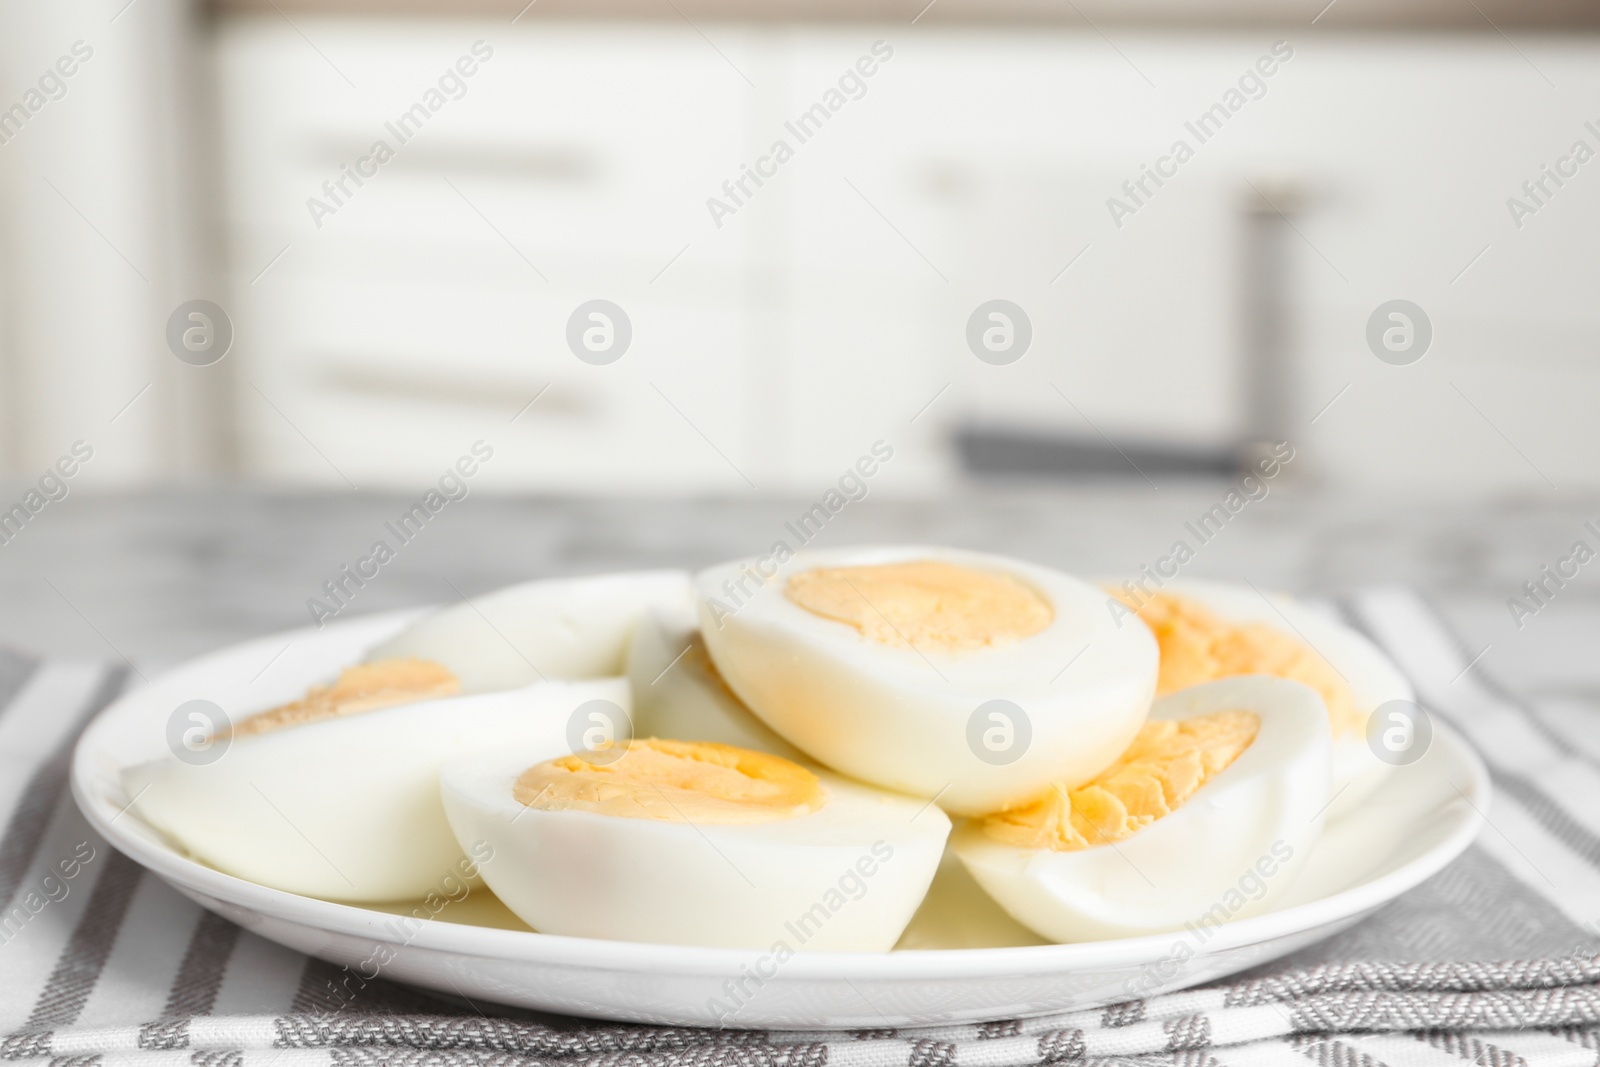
1559;1025;1600;1052
1167;1052;1221;1067
327;1053;540;1067
0;649;39;727
907;1038;956;1067
1163;1015;1210;1051
1225;940;1600;1004
1101;1002;1146;1028
1286;985;1600;1032
191;1052;245;1067
162;911;240;1019
0;1030;51;1058
1418;1029;1529;1067
25;847;145;1029
270;1012;766;1057
1290;1034;1384;1067
320;1045;822;1067
136;1018;188;1050
0;665;124;912
1037;1029;1086;1061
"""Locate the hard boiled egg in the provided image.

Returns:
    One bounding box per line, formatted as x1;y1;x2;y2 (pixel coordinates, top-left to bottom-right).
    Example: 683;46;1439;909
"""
952;675;1331;943
694;546;1157;816
625;603;803;760
125;659;629;902
1109;578;1412;814
367;570;691;693
440;738;950;951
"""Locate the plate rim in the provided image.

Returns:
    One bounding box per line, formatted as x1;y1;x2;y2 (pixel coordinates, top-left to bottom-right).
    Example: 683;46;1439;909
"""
71;606;1491;982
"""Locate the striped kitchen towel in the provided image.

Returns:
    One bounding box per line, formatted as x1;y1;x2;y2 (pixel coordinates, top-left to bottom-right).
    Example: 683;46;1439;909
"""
2;588;1599;1065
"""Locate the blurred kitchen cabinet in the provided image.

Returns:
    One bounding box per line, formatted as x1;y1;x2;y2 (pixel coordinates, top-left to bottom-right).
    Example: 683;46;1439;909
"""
221;24;761;492
218;23;1600;495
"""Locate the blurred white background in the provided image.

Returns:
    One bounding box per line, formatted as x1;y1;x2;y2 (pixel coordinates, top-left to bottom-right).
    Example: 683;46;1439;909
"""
1;1;1596;498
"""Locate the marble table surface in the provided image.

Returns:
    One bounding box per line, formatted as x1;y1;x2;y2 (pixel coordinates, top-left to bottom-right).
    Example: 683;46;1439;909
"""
1;484;1597;707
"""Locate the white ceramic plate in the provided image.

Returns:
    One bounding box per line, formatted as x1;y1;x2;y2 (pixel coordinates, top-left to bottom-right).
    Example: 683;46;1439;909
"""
72;609;1489;1029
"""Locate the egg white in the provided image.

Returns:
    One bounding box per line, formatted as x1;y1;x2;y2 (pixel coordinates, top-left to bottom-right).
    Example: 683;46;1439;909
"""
626;604;803;760
124;677;630;902
951;675;1331;943
1139;579;1412;816
440;752;951;951
695;546;1158;816
366;570;691;693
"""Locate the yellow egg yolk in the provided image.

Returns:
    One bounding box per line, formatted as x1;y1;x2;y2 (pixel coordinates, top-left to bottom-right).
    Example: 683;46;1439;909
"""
981;710;1260;851
514;738;825;825
1110;590;1362;738
230;658;460;737
785;559;1054;653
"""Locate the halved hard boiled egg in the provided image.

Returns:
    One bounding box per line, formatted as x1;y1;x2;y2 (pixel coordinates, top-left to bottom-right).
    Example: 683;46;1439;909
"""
952;675;1331;943
440;738;950;950
1109;578;1411;814
367;570;691;693
625;603;803;760
125;658;629;902
694;547;1158;816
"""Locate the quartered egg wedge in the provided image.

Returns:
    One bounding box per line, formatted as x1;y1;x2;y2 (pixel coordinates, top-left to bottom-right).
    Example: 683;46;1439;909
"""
440;738;951;951
694;546;1158;816
625;602;804;760
951;675;1331;943
366;570;691;693
1108;578;1412;815
124;657;629;902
